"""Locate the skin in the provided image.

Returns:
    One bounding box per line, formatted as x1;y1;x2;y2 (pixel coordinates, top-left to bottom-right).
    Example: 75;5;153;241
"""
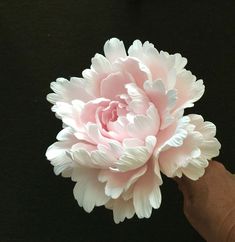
175;160;235;242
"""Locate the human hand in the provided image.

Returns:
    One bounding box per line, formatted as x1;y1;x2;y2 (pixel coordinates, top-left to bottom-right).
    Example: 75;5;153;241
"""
175;160;235;242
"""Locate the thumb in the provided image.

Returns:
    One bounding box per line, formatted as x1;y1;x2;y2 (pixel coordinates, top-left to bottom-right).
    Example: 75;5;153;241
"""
173;175;197;202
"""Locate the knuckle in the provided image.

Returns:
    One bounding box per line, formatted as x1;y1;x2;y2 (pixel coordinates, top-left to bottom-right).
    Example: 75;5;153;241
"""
210;160;225;170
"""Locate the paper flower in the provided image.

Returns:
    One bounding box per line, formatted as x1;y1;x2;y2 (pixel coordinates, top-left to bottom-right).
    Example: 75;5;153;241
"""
46;38;221;223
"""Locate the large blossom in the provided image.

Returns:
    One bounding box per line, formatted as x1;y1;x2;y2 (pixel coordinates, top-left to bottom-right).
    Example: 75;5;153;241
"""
46;38;221;223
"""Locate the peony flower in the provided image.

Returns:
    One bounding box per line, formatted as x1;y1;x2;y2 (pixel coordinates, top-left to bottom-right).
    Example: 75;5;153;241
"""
46;38;221;223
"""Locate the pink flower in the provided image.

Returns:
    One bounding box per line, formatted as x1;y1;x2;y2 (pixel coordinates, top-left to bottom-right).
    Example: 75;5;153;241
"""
46;38;221;223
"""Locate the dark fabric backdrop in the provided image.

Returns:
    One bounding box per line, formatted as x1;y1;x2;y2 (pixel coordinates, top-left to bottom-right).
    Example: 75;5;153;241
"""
1;1;234;241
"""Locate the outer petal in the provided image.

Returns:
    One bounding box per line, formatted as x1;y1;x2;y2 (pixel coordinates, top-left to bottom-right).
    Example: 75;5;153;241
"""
82;54;113;97
51;100;84;130
158;130;203;177
188;114;221;160
128;40;176;90
105;198;135;224
173;70;205;112
159;114;221;180
103;38;127;63
47;77;94;104
133;161;162;218
46;127;77;175
160;51;187;74
72;167;110;212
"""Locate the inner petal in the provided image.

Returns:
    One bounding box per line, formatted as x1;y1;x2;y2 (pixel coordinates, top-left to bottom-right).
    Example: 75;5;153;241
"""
101;101;119;125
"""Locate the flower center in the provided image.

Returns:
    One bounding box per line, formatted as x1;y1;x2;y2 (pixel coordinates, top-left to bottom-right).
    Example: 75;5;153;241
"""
97;100;127;132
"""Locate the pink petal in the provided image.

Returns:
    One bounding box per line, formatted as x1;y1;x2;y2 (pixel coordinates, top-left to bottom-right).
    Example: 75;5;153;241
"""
115;57;151;88
100;72;131;100
98;165;147;199
80;98;109;124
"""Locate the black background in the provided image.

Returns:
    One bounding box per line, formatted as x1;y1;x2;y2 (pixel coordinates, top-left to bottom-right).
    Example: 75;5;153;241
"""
1;1;234;241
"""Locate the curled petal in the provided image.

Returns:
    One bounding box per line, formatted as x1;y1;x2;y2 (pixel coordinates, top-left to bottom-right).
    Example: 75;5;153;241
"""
46;127;77;175
115;57;152;88
116;136;157;172
157;116;190;153
100;72;131;100
127;104;160;139
98;165;147;199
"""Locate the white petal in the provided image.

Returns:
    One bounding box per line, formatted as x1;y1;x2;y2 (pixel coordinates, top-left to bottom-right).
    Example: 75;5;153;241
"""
103;38;127;63
52;102;83;130
91;53;112;73
133;163;162;218
189;114;216;139
173;70;205;112
51;154;73;175
47;77;93;104
188;114;221;160
56;127;74;141
105;198;135;224
46;139;76;175
125;82;149;114
72;167;109;212
160;51;187;73
72;148;95;168
182;163;205;181
158;116;190;152
123;138;144;148
200;139;221;159
128;40;157;60
91;148;116;167
159;124;203;178
87;123;113;145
